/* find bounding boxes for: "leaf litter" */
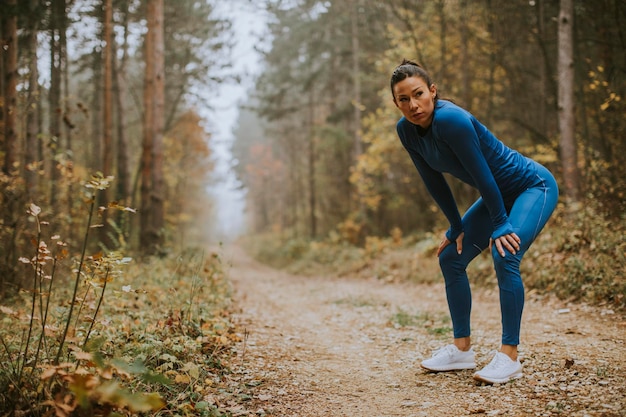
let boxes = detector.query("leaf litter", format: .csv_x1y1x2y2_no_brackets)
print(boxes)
223,245,626,417
4,242,621,416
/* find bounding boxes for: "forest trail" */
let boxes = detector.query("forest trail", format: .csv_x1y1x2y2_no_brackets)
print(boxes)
222,245,626,417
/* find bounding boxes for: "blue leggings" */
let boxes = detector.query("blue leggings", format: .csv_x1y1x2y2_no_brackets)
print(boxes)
438,164,558,346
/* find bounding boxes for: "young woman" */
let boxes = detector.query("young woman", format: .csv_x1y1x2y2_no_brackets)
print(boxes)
390,59,558,384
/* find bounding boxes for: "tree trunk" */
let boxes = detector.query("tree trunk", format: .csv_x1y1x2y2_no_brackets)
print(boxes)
90,55,103,173
436,0,447,84
351,0,362,158
0,0,19,295
308,91,317,238
350,0,365,234
485,0,496,126
2,0,18,175
140,0,155,250
102,0,113,181
115,1,131,204
459,0,471,110
151,0,165,251
48,0,64,209
140,0,165,254
557,0,580,203
25,0,40,196
99,0,114,247
535,0,548,135
60,0,70,162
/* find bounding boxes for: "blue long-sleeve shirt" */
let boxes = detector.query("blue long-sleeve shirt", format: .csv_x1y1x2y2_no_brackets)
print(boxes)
396,100,538,240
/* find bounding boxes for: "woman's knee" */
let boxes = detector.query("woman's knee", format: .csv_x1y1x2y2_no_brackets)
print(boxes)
439,244,468,275
491,247,522,279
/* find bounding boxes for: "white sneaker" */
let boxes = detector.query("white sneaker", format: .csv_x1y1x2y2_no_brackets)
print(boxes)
473,352,523,384
420,344,476,371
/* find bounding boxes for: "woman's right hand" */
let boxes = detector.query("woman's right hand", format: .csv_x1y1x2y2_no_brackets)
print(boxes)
437,232,464,257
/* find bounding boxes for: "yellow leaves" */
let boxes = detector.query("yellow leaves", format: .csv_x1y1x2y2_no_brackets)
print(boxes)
182,362,200,380
164,361,199,385
351,107,413,213
68,373,100,408
96,381,165,413
600,92,621,111
351,99,367,112
2,235,233,415
40,359,166,414
107,201,137,213
587,65,622,112
363,194,383,210
34,247,233,414
518,143,558,165
174,373,191,384
84,172,115,190
337,219,362,245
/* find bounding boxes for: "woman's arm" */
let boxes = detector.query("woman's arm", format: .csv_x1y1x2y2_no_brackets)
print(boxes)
406,148,464,241
435,113,513,239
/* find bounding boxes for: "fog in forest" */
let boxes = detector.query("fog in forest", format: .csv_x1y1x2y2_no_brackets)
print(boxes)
206,2,266,242
1,0,623,254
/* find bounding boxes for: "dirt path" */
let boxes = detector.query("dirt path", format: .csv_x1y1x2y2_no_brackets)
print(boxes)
223,245,626,417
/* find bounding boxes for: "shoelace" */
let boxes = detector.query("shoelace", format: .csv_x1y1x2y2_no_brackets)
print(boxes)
432,345,457,358
482,352,508,371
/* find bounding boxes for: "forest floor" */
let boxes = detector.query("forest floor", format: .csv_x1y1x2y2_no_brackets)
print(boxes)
220,244,626,417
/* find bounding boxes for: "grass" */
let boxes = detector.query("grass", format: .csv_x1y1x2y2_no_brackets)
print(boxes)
332,296,378,308
390,307,451,337
390,308,427,328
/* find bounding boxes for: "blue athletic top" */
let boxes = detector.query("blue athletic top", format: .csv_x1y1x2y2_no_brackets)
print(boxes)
396,100,538,241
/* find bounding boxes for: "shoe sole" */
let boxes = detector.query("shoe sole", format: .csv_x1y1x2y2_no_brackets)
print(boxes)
473,372,523,384
420,362,476,372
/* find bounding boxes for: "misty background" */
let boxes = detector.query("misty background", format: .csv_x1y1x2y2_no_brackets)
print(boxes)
205,2,267,242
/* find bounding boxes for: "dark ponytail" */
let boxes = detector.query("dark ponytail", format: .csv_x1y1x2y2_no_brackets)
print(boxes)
390,59,436,101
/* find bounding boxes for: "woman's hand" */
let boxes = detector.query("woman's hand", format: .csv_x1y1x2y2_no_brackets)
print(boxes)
437,232,464,257
490,233,521,257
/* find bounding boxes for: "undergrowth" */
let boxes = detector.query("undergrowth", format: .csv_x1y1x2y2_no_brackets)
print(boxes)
523,202,625,310
242,201,625,313
0,174,243,416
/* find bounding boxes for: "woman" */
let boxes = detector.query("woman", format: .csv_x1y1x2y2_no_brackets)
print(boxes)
390,59,558,384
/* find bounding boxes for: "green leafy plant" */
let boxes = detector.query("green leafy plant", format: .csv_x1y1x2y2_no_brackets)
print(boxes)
0,173,165,416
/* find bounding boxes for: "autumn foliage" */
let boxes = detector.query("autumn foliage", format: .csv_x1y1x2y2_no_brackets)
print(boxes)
0,181,239,415
233,1,625,311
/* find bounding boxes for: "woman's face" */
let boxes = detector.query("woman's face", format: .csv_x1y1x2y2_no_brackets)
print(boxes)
393,76,437,128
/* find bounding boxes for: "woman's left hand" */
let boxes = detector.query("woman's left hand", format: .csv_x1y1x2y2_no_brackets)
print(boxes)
490,233,521,257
